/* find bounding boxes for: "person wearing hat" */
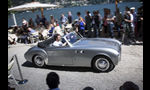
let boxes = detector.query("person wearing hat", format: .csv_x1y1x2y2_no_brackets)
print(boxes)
130,7,138,38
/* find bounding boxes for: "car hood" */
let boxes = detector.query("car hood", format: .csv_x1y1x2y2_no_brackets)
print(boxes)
73,38,121,51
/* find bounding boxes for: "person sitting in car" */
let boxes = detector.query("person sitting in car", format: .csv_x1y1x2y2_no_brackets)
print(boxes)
53,34,67,46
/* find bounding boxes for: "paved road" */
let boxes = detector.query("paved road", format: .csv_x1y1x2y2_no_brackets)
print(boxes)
8,43,143,90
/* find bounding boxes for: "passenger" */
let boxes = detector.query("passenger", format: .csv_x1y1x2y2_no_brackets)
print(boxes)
53,34,67,46
46,72,60,90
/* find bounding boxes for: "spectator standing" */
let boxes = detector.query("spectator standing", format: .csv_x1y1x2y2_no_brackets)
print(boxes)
84,10,92,18
50,15,56,26
97,10,103,36
92,11,99,37
124,11,136,44
75,12,82,32
77,12,81,20
29,18,35,29
103,15,108,37
68,11,73,24
130,7,138,38
123,6,130,18
60,14,68,30
107,9,114,38
116,8,122,38
46,72,60,90
41,15,47,28
137,6,143,42
85,11,92,37
77,17,86,37
35,15,41,27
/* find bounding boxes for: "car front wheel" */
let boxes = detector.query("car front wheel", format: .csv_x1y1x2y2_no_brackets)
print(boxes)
33,54,46,68
92,56,114,72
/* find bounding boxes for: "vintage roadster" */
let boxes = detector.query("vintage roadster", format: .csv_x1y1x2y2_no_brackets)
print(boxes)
24,31,121,72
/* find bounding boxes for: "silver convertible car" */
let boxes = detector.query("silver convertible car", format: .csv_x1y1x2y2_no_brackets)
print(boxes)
24,31,121,72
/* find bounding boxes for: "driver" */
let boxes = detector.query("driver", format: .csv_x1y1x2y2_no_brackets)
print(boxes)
53,34,67,46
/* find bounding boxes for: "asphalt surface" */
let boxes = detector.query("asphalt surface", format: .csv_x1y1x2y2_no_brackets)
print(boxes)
8,42,143,90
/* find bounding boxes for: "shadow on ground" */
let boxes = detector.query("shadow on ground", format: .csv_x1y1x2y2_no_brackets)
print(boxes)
22,61,101,73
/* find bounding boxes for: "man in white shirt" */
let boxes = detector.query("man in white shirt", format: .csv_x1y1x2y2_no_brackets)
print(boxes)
124,11,136,44
53,34,67,46
22,18,28,27
124,11,134,32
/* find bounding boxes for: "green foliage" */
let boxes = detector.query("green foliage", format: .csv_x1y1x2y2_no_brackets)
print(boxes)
8,0,13,16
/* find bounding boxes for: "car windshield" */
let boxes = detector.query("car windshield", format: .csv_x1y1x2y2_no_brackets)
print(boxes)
64,31,82,45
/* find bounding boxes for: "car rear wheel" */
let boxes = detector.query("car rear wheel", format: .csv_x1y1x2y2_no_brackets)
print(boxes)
92,56,114,72
33,54,46,68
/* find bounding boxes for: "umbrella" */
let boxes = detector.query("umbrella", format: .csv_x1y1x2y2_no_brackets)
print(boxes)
8,2,58,11
8,1,58,26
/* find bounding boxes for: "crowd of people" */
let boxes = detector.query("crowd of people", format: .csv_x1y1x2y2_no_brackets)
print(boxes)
46,72,140,90
8,5,143,45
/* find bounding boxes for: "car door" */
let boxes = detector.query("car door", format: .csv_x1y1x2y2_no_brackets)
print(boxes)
46,46,74,65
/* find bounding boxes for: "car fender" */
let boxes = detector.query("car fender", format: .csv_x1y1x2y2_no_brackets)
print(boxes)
24,46,48,64
93,48,119,65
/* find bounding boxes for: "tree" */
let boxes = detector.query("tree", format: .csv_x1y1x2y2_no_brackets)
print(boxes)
8,0,13,15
